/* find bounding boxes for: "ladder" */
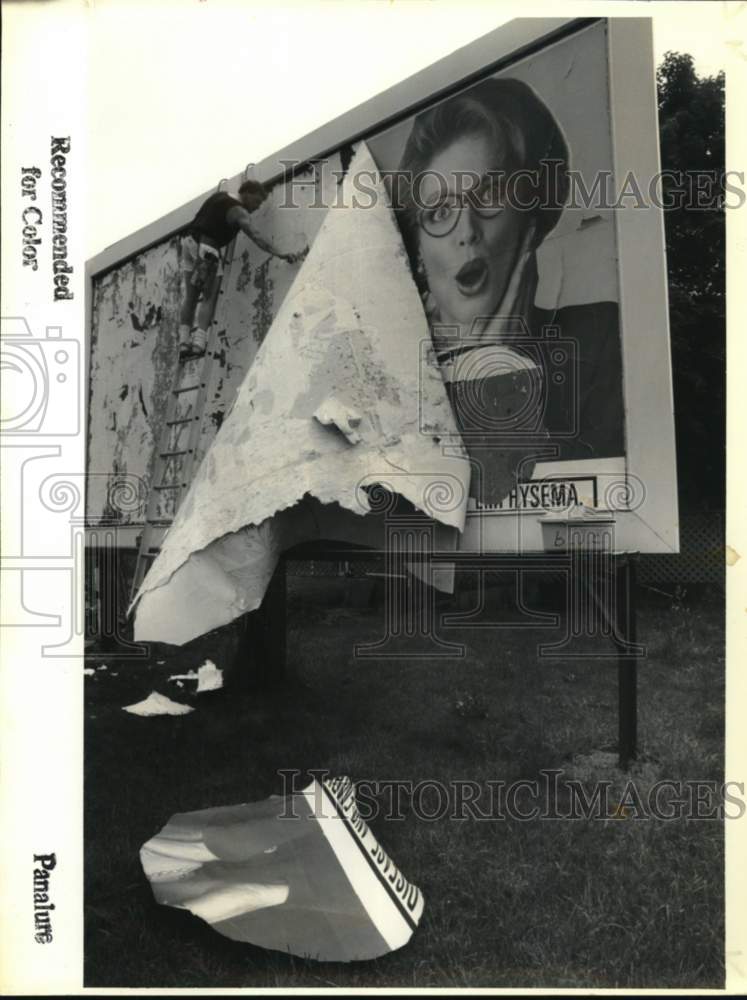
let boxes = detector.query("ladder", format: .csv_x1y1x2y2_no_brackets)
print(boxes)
130,239,236,603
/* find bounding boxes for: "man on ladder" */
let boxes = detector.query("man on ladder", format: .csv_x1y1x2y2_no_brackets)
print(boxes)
178,179,307,360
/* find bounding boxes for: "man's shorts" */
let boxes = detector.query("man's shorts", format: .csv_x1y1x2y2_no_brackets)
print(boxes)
180,235,222,290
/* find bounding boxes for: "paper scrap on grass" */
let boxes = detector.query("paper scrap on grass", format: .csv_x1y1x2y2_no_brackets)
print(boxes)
168,663,223,691
168,660,223,692
140,776,423,962
196,660,223,692
123,692,194,717
132,142,469,645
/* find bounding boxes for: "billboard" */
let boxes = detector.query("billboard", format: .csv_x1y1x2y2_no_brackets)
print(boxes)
83,18,678,640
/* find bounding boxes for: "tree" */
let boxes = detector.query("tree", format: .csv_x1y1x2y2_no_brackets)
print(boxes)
657,52,725,512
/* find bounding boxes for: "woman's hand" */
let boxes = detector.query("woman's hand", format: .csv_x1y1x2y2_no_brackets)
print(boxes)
493,221,537,321
467,222,538,345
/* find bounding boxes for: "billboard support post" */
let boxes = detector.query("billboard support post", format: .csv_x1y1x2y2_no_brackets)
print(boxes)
615,556,639,770
230,557,288,691
575,551,641,769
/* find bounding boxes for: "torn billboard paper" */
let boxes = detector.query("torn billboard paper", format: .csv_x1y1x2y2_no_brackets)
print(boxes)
140,776,424,962
122,692,194,717
132,143,470,644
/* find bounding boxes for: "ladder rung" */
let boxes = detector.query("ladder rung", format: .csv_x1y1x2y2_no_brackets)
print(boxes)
132,265,228,606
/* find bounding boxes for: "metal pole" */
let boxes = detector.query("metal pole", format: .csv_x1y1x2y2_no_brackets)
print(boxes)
259,555,287,686
616,557,638,769
232,556,286,690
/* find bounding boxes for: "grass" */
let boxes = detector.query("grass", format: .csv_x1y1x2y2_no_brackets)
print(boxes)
84,576,724,988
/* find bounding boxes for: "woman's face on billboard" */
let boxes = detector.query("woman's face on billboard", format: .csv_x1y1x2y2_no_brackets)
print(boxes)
416,132,531,329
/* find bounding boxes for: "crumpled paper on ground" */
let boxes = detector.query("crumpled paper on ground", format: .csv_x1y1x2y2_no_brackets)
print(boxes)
132,142,470,644
123,691,194,717
140,776,424,962
169,660,224,692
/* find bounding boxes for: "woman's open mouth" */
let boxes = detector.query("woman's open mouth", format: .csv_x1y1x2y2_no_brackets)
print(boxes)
455,257,488,296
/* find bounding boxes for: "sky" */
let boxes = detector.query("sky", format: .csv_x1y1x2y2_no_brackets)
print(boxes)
84,0,736,258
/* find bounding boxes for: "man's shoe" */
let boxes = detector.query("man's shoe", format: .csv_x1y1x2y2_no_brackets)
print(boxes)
179,342,206,362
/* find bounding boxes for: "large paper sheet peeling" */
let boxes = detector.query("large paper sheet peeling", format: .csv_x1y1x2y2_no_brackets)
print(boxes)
133,143,469,643
140,776,424,962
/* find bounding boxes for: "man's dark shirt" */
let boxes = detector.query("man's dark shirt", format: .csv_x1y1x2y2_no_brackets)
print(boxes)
190,192,243,248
